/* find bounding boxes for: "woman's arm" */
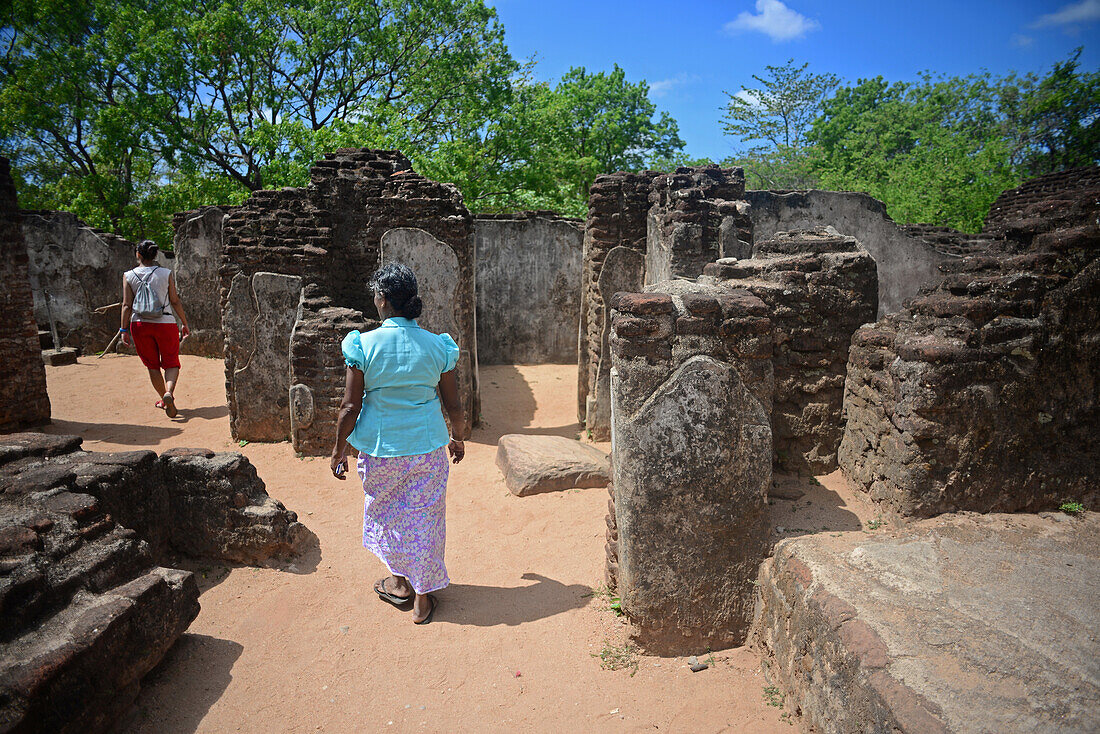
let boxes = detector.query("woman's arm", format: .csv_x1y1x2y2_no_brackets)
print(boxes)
331,365,365,478
120,275,134,346
438,370,466,464
167,273,191,339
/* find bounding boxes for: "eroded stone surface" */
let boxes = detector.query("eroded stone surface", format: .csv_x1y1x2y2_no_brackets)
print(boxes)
610,289,772,653
173,206,231,357
755,512,1100,734
475,213,583,364
704,227,878,473
495,434,609,496
0,157,50,431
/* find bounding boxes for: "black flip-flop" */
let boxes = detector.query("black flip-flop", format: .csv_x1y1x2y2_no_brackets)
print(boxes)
163,393,178,418
374,577,412,607
414,594,437,625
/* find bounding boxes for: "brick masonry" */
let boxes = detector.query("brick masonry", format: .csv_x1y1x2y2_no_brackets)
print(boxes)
0,157,50,431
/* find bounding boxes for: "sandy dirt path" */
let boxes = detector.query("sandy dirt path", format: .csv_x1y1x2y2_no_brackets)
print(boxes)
38,354,872,733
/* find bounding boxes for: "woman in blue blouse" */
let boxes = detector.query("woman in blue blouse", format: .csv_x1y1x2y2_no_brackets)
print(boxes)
330,263,466,625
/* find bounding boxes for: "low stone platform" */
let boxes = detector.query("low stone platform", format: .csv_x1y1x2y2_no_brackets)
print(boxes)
495,434,610,496
755,512,1100,733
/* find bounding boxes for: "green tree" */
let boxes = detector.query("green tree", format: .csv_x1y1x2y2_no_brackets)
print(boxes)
721,59,838,188
1000,48,1100,176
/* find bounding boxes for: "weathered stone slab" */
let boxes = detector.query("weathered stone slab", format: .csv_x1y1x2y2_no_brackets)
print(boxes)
495,434,610,496
755,512,1100,734
224,271,303,442
474,214,583,364
173,206,229,357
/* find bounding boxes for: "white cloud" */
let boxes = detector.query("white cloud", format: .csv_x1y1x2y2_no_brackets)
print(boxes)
1011,33,1034,47
1030,0,1100,28
649,73,699,98
734,89,762,107
724,0,820,42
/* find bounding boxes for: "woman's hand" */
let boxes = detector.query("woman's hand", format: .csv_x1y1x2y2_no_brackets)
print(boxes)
120,329,131,347
180,324,191,341
330,447,348,479
448,438,465,464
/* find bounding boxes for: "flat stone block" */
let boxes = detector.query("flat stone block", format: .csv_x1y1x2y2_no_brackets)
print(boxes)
42,347,78,366
755,512,1100,734
495,434,610,496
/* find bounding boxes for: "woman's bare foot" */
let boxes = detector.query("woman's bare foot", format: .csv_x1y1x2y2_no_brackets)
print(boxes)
412,593,436,624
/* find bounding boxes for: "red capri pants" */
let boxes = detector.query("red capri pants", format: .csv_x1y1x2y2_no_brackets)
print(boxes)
130,321,181,369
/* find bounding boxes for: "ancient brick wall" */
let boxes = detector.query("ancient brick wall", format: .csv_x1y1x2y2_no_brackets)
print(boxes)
173,206,234,357
0,157,50,431
703,228,878,473
839,246,1099,517
609,287,773,652
221,149,478,454
645,165,751,284
984,165,1100,237
578,171,658,435
474,212,583,364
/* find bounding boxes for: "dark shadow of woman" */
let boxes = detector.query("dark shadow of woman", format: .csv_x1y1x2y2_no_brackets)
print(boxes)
434,572,593,626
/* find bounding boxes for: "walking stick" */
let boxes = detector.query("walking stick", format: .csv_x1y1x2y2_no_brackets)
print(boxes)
98,329,122,358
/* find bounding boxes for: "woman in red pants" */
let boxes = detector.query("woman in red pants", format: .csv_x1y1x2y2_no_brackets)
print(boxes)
119,240,191,417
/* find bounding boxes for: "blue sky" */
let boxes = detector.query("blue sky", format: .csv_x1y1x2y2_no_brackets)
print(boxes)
489,0,1100,161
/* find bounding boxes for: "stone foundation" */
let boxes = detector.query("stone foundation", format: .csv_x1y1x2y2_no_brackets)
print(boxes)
0,157,50,431
609,288,773,652
704,227,877,473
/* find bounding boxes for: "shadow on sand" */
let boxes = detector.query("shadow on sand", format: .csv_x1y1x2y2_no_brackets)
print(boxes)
766,472,864,548
473,364,582,445
42,419,182,445
118,633,243,734
434,572,592,627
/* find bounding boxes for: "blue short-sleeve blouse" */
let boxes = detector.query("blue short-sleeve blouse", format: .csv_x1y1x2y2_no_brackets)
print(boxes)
341,317,460,457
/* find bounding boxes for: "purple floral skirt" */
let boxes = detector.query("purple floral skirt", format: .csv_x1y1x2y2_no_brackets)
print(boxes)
357,447,450,594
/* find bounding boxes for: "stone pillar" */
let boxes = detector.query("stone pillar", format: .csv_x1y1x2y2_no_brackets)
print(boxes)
704,227,878,473
645,165,751,285
0,157,50,430
579,171,659,437
609,287,773,652
173,206,231,356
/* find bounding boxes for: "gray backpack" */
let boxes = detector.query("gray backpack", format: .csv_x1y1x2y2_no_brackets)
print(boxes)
132,267,167,320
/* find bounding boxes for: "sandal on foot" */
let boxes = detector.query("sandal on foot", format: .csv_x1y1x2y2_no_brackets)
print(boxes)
163,393,177,418
375,577,412,607
413,594,437,625
155,400,166,409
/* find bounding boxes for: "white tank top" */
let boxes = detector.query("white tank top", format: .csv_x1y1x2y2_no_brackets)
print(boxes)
126,265,177,324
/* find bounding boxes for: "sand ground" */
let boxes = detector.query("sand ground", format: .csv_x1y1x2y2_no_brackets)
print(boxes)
38,354,878,733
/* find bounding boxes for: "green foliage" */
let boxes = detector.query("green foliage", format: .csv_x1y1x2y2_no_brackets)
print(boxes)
593,641,638,675
763,685,785,707
1059,501,1085,515
809,73,1020,232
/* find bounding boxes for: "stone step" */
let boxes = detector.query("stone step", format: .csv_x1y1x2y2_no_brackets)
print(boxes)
42,347,78,366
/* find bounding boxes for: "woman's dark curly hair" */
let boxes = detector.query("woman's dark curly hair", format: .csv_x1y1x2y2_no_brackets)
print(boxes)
136,240,159,261
369,262,423,319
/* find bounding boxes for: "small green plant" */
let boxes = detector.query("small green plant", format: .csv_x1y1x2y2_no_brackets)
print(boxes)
763,685,784,707
1060,501,1085,515
866,518,885,531
593,641,638,676
238,439,249,447
704,650,718,667
780,711,794,725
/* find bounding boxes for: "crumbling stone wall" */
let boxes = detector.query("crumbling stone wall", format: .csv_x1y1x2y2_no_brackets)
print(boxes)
609,287,773,652
745,190,953,316
0,157,50,431
475,212,583,364
578,171,658,435
645,165,752,284
984,165,1100,239
839,232,1099,516
173,206,233,357
21,210,141,353
703,228,878,473
221,149,478,455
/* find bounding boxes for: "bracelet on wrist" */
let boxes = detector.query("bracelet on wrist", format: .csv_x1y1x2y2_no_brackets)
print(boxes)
119,328,129,333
